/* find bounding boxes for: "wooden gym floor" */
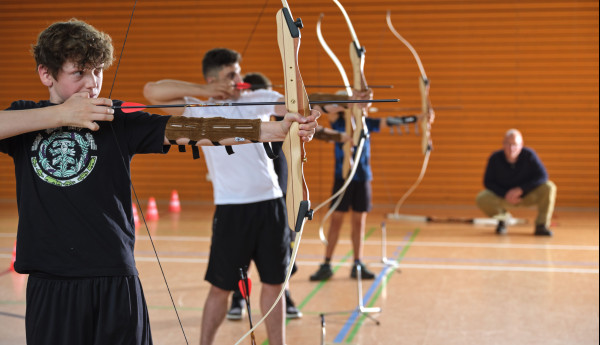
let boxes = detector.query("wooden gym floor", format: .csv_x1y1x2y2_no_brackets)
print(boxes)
0,201,598,345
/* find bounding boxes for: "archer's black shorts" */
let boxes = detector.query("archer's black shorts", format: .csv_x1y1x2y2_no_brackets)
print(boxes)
26,275,152,345
330,179,373,212
206,197,290,290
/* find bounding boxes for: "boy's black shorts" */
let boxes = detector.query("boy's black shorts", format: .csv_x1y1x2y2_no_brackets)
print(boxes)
26,274,152,345
206,197,290,290
330,179,372,212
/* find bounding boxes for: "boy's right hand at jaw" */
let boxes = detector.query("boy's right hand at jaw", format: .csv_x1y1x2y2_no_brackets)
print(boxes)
59,92,113,131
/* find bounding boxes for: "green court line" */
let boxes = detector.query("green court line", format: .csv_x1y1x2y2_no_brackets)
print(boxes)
345,228,420,343
0,300,25,305
259,227,378,345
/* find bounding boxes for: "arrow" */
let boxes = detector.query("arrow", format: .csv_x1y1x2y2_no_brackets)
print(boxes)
238,268,256,345
112,99,399,113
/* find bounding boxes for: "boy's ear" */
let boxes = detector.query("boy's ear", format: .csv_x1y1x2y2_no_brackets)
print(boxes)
37,65,54,87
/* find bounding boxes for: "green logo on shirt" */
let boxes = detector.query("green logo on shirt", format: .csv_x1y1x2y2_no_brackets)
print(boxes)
30,128,97,187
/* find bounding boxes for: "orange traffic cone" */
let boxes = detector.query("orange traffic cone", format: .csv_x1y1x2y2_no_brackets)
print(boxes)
169,190,181,213
132,203,140,227
9,241,16,272
146,197,159,221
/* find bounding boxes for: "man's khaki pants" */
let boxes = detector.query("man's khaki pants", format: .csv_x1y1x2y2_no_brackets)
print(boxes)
476,181,557,227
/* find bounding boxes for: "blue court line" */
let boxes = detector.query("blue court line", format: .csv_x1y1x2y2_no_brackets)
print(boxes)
0,310,25,319
333,232,414,343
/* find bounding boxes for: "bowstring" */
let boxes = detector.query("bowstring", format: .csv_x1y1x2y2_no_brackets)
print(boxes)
107,1,189,343
241,0,270,57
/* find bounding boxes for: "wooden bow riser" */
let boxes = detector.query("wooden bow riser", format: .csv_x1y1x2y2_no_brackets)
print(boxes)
341,108,354,179
277,7,311,232
349,41,368,147
419,77,432,154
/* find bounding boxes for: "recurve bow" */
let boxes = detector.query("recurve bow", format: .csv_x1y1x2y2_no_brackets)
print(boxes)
386,10,434,216
311,0,371,245
234,1,313,343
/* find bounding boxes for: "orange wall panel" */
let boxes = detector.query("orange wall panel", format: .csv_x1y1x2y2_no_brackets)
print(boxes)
0,0,598,208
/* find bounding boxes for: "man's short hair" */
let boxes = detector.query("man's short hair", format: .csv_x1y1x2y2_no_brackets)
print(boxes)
32,19,114,79
243,72,271,90
202,48,241,79
505,128,522,138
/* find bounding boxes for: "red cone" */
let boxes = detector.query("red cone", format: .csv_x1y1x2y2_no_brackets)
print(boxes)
146,197,159,221
132,203,140,227
169,190,181,213
9,241,16,272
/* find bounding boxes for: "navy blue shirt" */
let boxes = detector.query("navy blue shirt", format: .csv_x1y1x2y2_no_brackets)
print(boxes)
483,147,548,197
331,114,381,181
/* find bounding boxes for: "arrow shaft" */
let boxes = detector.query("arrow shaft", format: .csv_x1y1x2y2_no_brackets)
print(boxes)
112,99,398,110
238,83,392,89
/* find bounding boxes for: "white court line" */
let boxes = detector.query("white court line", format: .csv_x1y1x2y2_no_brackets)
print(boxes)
135,256,208,264
135,235,209,242
1,233,597,251
133,236,599,251
307,238,599,251
395,263,599,274
132,256,598,274
3,253,594,274
385,241,599,251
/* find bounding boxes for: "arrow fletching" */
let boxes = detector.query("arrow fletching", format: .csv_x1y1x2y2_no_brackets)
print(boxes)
236,82,252,90
119,102,149,113
238,277,252,300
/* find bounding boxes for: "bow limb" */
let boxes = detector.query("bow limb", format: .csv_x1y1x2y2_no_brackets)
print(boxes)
386,11,434,215
234,2,313,343
316,13,354,179
386,10,432,154
316,14,353,97
333,0,369,147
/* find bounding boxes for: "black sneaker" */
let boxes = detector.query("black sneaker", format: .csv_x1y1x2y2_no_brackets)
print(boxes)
310,263,333,281
496,220,507,235
226,291,245,320
351,261,375,279
534,224,553,236
285,290,302,319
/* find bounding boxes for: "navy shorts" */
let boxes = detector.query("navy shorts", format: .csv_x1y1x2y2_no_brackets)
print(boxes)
26,275,152,345
330,179,372,212
206,197,290,290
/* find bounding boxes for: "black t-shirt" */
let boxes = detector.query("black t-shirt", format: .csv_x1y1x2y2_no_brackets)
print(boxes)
0,100,170,277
